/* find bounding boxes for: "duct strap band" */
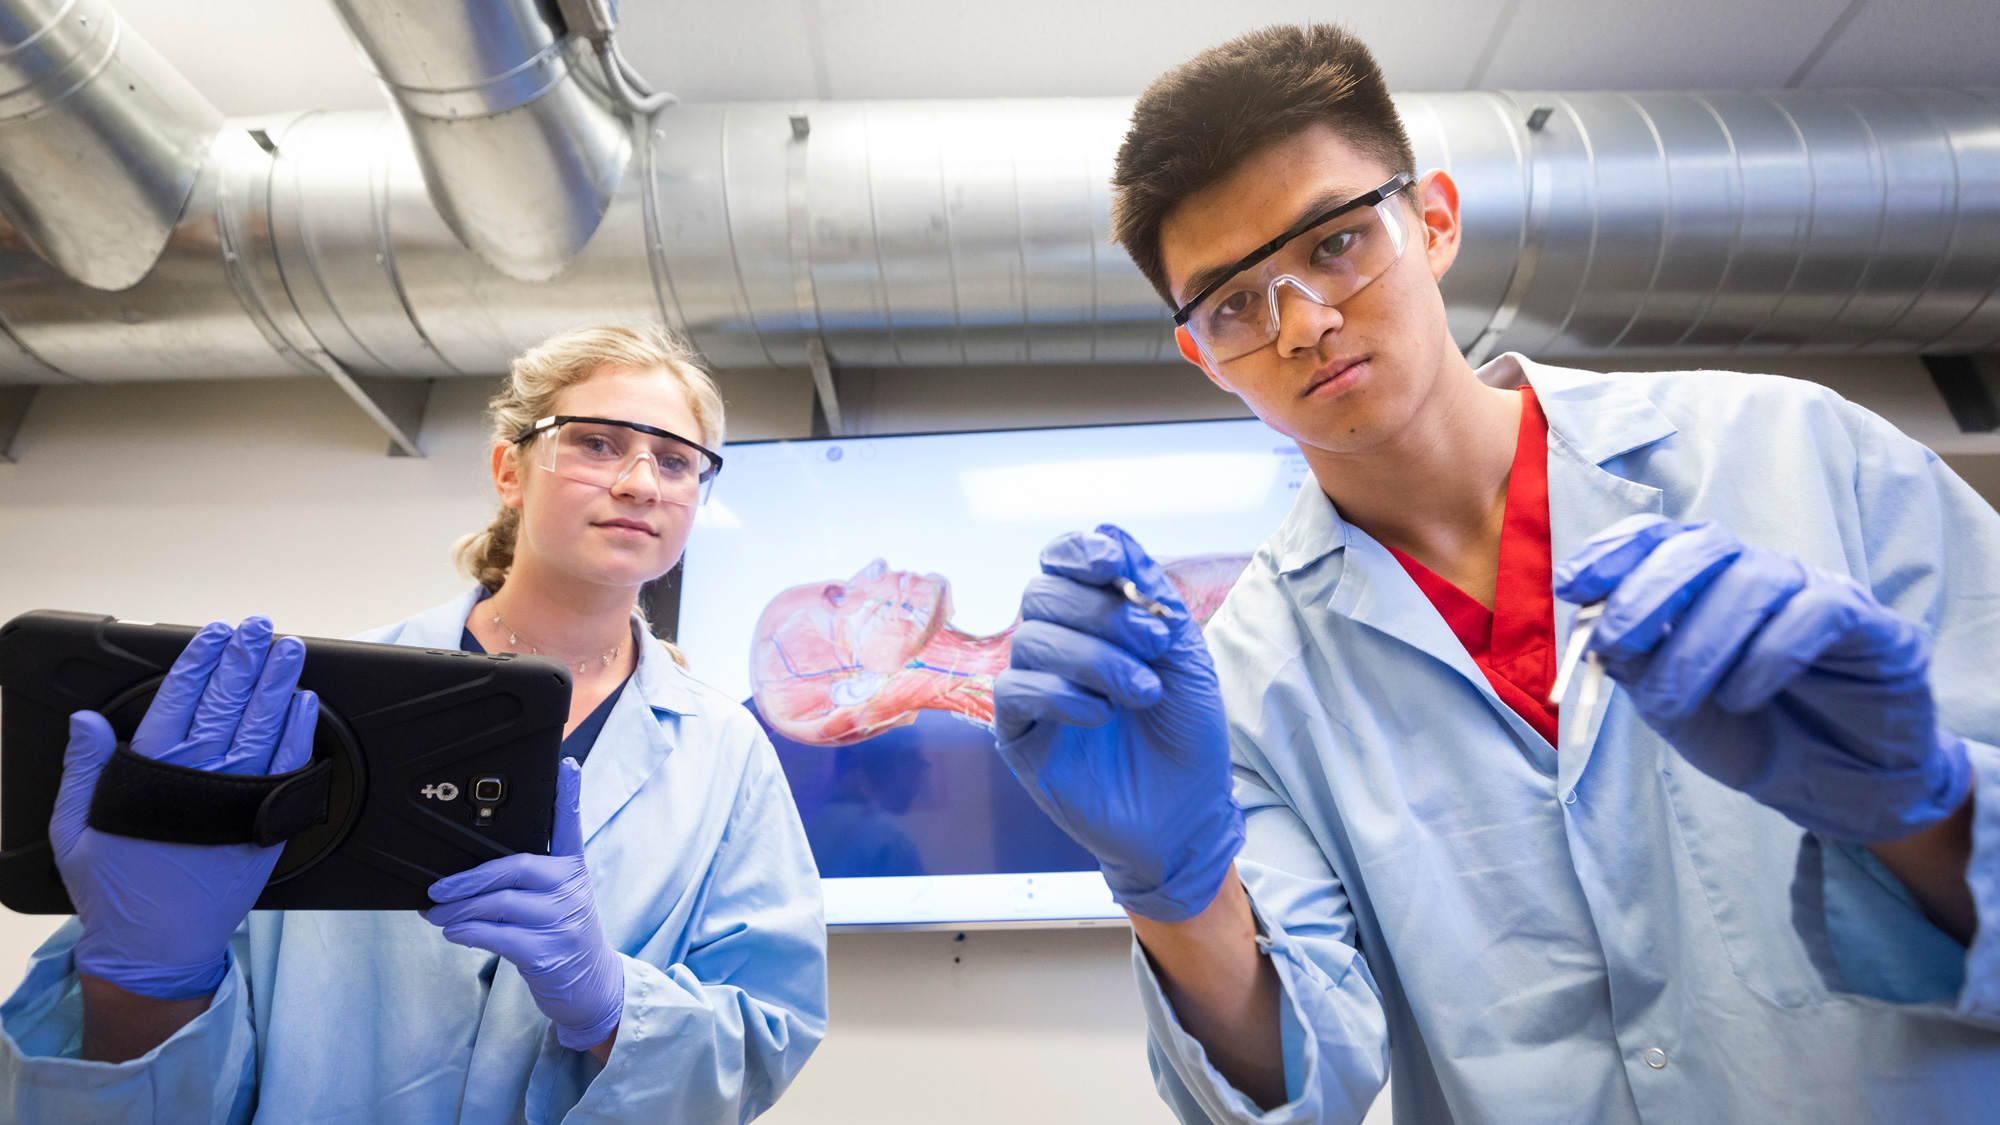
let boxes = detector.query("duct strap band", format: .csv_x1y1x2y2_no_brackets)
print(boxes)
88,744,333,847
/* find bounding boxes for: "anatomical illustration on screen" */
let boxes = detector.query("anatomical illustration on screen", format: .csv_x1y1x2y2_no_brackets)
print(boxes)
751,553,1252,747
744,551,1253,880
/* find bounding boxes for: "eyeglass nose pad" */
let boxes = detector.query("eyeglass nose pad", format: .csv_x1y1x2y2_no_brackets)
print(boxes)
1265,274,1337,338
1268,274,1333,307
613,450,665,497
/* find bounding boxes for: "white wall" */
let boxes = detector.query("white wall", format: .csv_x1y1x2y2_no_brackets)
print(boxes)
1,355,1991,1124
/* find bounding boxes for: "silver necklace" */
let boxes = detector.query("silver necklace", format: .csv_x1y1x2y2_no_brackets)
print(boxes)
488,610,624,675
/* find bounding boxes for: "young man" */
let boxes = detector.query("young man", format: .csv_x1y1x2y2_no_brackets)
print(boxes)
992,24,2000,1124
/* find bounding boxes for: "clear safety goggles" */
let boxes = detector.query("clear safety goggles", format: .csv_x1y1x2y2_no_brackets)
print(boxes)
515,415,724,507
1172,173,1414,364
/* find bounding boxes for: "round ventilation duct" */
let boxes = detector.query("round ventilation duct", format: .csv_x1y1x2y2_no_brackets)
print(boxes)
0,89,1994,388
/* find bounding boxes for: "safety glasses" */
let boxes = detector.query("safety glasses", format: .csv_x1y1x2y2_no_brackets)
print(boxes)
1172,173,1414,365
515,415,724,507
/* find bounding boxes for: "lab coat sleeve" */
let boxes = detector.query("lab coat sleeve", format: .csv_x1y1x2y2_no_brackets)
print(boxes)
1133,764,1390,1125
1835,395,2000,1023
561,735,828,1124
1960,738,2000,1022
0,919,259,1124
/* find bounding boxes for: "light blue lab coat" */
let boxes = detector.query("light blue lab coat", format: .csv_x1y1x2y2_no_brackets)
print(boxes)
1141,355,2000,1124
0,590,827,1123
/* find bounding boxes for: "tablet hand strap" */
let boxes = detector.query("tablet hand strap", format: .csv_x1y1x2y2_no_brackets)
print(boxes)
88,745,334,848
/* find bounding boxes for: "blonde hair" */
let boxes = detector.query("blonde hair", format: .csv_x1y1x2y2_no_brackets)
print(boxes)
453,324,725,667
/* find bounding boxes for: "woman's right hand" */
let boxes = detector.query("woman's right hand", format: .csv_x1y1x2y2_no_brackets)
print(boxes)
51,617,318,1001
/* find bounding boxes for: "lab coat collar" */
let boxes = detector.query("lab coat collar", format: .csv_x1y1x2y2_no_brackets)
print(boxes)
1485,353,1680,465
581,628,701,843
1268,353,1677,577
390,588,703,718
1272,474,1350,575
629,628,702,718
389,588,487,649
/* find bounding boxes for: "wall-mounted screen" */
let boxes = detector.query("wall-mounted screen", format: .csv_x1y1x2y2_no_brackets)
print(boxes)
674,417,1311,929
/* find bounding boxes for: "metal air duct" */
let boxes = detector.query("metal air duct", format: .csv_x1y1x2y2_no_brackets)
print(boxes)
0,89,1995,414
1421,90,2000,362
0,0,221,291
325,0,630,282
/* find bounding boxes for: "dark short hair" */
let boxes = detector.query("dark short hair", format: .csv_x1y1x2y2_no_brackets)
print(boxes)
1112,24,1416,305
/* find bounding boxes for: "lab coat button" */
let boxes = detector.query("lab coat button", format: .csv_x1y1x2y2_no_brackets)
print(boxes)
1644,1047,1667,1069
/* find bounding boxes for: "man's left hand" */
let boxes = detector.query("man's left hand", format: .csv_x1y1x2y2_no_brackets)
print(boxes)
1555,514,1971,843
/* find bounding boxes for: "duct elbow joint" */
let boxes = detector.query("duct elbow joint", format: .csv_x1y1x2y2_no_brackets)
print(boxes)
0,0,222,291
330,0,633,282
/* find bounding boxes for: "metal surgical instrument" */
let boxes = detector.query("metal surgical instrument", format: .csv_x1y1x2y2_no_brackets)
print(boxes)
1116,578,1171,619
1548,602,1606,749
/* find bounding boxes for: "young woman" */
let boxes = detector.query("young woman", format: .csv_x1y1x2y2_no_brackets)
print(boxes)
1,326,827,1121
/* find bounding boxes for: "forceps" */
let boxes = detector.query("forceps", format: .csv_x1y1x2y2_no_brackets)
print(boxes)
1548,602,1606,749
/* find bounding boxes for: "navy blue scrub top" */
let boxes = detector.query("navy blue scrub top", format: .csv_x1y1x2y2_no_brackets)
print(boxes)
460,627,629,762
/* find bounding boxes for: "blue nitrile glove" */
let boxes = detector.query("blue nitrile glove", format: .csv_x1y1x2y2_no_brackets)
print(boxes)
52,617,319,999
1555,514,1972,843
992,524,1245,923
423,757,624,1051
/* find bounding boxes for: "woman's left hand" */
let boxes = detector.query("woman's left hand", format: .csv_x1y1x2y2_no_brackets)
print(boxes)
423,758,625,1051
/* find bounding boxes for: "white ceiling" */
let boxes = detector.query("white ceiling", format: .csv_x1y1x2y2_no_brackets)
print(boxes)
112,0,1999,118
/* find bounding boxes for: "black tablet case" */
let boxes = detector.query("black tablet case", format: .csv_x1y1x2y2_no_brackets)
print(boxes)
0,611,570,912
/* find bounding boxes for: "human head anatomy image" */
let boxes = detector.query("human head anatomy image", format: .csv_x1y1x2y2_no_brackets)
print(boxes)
751,554,1252,747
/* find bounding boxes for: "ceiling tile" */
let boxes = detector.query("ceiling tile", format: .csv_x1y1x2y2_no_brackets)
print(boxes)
1480,0,1858,89
1800,0,2000,87
617,0,824,102
797,0,1505,100
115,0,381,116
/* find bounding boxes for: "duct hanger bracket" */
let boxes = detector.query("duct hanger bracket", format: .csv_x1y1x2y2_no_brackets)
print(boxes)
324,366,433,457
1922,355,2000,434
1465,98,1559,367
808,338,843,438
0,385,35,463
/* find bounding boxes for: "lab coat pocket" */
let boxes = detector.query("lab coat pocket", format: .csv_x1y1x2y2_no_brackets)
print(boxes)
1658,757,1835,1009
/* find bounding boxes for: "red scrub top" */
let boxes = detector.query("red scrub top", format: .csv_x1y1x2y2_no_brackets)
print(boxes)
1386,387,1560,745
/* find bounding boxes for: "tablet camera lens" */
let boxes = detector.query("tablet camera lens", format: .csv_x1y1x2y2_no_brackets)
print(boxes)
468,775,508,826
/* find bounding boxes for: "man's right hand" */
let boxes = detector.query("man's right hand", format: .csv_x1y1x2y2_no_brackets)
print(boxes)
53,616,318,1002
993,524,1244,923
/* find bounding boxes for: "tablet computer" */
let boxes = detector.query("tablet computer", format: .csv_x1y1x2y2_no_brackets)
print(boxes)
0,610,570,913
